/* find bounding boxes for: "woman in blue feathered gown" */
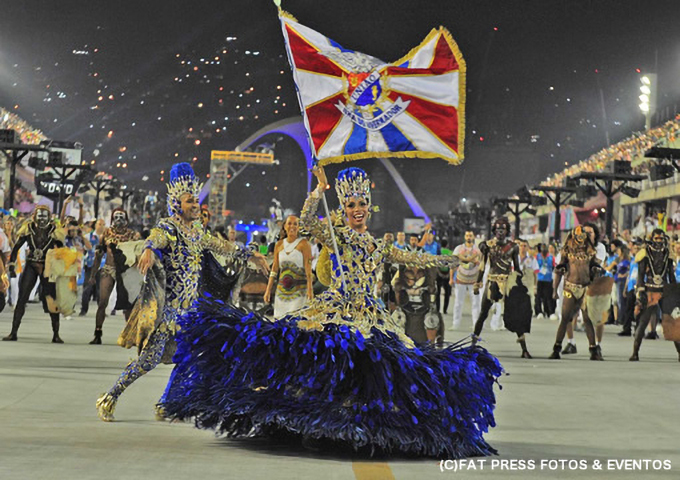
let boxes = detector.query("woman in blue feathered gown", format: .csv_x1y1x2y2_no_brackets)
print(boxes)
162,166,503,458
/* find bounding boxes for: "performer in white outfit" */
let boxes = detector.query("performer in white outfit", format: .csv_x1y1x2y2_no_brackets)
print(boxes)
265,216,313,318
450,231,482,329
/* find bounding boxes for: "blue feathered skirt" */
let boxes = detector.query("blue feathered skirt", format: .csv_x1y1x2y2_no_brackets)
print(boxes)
162,296,503,458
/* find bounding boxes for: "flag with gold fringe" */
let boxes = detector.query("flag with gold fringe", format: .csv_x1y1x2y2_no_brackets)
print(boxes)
278,8,466,166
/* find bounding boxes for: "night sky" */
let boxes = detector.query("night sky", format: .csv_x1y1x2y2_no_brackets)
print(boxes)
2,0,680,214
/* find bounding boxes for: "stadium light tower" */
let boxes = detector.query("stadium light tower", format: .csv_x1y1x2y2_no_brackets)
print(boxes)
639,73,657,130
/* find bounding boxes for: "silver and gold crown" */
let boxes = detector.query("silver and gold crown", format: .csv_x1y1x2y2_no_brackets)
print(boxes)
335,167,371,205
167,163,204,216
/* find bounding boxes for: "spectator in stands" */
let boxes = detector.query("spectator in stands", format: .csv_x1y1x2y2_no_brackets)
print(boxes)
418,224,440,255
618,239,642,336
227,227,244,249
436,239,452,314
408,234,421,252
604,240,621,324
518,239,538,315
450,230,481,330
535,243,556,320
80,220,105,316
675,240,680,282
0,221,11,267
394,231,407,250
614,244,631,325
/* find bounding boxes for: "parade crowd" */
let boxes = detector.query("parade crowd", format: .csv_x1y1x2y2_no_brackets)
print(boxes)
3,108,680,460
2,188,679,364
2,161,677,460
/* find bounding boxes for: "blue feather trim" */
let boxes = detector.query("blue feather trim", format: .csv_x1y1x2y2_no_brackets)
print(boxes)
337,166,367,182
170,162,196,182
163,296,503,458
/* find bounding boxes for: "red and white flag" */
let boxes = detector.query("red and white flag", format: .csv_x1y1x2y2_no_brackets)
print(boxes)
279,10,466,165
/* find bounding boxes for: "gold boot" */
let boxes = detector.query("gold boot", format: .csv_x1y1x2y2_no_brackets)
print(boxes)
96,393,117,422
154,403,166,422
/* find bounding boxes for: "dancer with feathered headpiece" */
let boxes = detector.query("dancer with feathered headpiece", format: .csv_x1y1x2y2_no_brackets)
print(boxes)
96,163,268,422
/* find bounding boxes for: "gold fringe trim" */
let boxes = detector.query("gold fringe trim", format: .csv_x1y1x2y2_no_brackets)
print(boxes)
278,8,298,23
318,149,462,167
391,26,466,163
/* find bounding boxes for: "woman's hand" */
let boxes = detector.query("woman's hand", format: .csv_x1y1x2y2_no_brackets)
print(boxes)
264,286,272,304
312,165,328,191
137,249,154,276
306,283,314,301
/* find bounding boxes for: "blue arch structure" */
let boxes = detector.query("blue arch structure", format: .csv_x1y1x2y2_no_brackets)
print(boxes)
199,117,430,222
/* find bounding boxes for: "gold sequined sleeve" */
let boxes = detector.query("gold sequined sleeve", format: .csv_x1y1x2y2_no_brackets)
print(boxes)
202,231,240,256
144,226,171,251
384,243,459,269
299,187,333,246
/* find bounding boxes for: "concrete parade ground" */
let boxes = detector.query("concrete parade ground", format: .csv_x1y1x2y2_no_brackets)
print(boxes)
1,301,680,480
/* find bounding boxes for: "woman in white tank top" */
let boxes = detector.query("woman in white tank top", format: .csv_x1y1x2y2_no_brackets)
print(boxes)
264,216,313,318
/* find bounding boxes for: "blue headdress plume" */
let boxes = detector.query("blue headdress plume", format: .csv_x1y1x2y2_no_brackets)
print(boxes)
170,162,196,182
167,162,203,216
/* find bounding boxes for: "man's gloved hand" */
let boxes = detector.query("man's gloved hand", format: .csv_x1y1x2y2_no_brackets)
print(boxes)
8,264,15,278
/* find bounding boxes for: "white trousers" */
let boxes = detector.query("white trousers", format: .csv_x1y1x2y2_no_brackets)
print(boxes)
490,302,503,331
452,283,482,328
109,280,118,311
9,276,38,305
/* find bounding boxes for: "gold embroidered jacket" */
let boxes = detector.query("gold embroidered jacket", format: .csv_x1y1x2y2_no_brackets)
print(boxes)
145,217,240,311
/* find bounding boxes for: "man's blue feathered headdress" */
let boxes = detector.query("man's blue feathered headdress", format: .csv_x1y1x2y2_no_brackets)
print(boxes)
167,162,203,216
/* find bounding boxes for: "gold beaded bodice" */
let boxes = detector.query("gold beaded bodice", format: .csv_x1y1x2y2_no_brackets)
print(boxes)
297,189,457,338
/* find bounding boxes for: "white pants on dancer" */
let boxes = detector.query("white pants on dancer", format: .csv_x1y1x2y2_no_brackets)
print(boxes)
10,277,38,306
490,302,503,331
109,281,118,313
9,276,19,306
555,280,564,321
452,283,481,329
